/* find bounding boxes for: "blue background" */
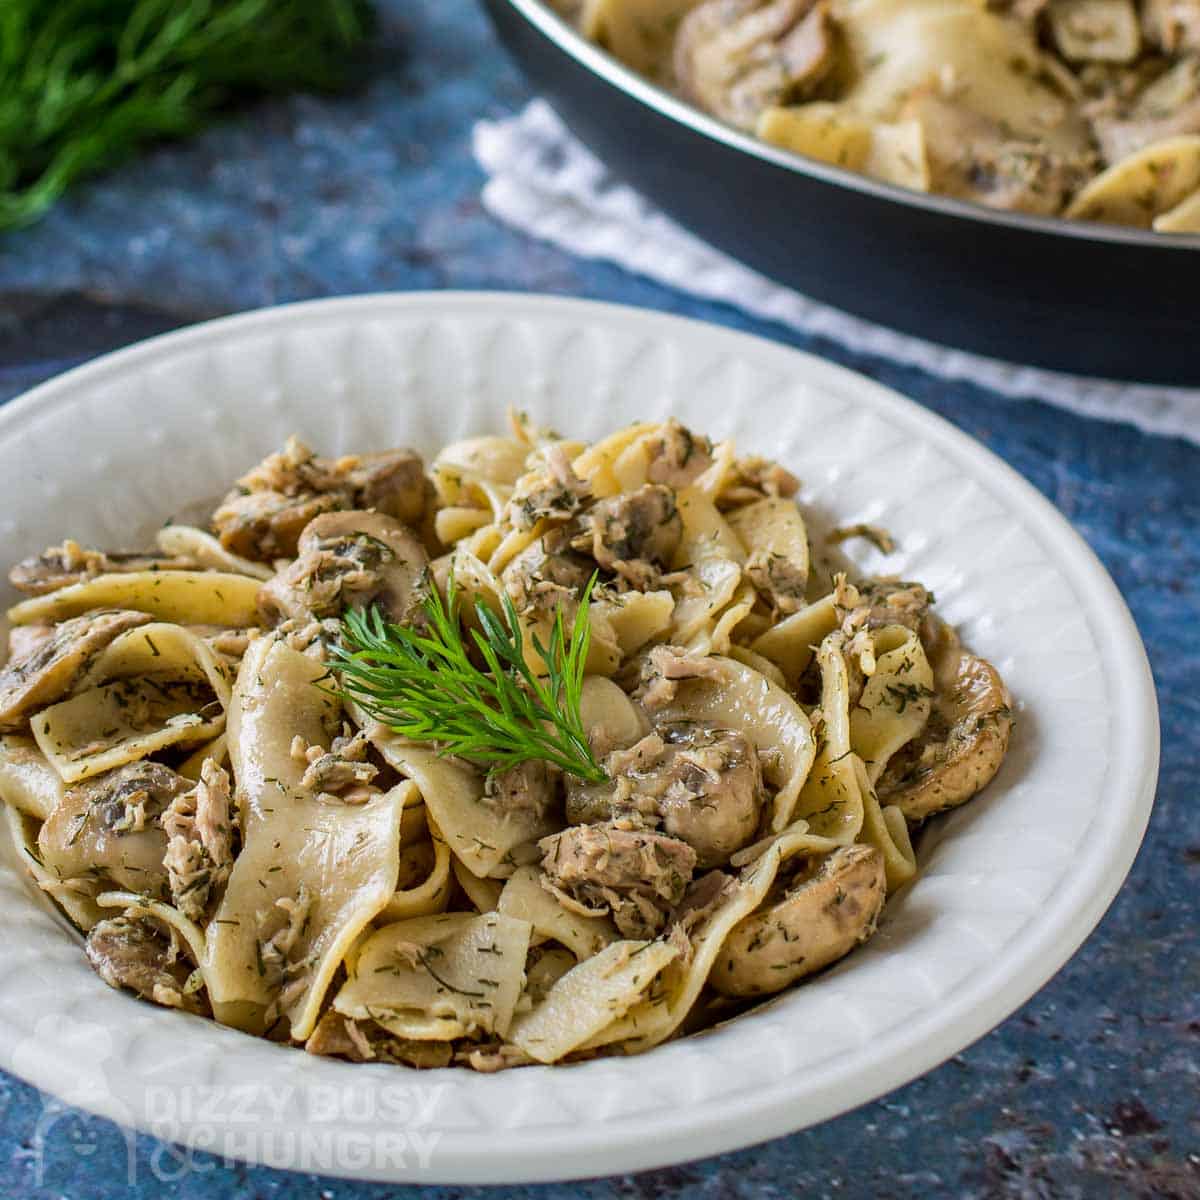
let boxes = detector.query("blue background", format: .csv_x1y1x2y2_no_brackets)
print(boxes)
0,3,1196,1196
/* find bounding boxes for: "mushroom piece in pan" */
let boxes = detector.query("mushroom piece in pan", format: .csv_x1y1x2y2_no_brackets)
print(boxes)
673,0,836,131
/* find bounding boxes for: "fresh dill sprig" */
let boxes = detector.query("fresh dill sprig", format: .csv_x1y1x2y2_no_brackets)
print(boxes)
0,0,375,231
334,572,608,785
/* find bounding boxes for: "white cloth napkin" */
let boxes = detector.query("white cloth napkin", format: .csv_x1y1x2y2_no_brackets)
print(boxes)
474,100,1200,446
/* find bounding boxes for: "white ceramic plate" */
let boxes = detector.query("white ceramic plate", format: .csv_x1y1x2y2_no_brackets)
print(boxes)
0,294,1157,1184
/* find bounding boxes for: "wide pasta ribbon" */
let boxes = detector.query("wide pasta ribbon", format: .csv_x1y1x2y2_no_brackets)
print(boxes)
31,622,233,784
204,637,405,1040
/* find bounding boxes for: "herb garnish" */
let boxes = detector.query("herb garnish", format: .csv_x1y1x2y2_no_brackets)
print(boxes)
0,0,374,231
334,572,608,784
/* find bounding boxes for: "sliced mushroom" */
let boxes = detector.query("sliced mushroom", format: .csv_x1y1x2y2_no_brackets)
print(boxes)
506,443,591,530
501,535,594,616
579,483,683,588
877,620,1013,822
85,915,206,1013
649,723,764,866
566,721,765,868
336,448,432,527
710,843,886,997
903,92,1094,215
1142,0,1200,53
1047,0,1141,63
539,821,697,938
9,541,199,597
39,760,191,897
211,437,431,561
256,510,430,625
674,0,836,131
1087,57,1200,165
0,609,152,730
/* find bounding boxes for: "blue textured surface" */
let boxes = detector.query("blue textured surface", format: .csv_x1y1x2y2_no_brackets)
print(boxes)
0,3,1197,1197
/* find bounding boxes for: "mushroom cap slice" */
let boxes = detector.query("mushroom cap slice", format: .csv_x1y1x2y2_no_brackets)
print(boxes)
85,914,206,1014
877,621,1013,823
256,509,430,625
1141,0,1200,53
0,608,151,730
38,760,190,898
710,843,886,997
1047,0,1141,63
9,545,198,597
675,0,835,131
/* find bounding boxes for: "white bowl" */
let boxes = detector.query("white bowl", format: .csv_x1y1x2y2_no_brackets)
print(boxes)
0,293,1158,1184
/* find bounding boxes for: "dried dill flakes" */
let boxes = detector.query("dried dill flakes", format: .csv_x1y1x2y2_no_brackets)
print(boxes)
0,0,375,230
884,681,935,714
417,949,485,999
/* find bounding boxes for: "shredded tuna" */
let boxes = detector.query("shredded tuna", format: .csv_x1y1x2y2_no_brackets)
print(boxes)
163,760,235,921
502,536,593,615
482,759,559,820
299,730,379,803
745,549,808,614
717,455,801,509
305,1012,376,1061
580,484,682,589
459,1043,537,1072
634,643,723,710
539,822,697,938
507,443,591,530
666,869,735,964
644,419,714,488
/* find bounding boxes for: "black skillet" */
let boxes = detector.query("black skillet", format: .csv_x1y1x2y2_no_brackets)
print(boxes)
483,0,1200,387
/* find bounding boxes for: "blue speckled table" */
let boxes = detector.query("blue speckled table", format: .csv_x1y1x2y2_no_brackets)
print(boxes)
0,3,1196,1197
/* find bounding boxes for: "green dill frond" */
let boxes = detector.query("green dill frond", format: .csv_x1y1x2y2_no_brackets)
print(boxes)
334,572,608,785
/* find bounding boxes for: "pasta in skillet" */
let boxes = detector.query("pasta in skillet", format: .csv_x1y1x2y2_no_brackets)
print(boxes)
559,0,1200,232
0,413,1013,1069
